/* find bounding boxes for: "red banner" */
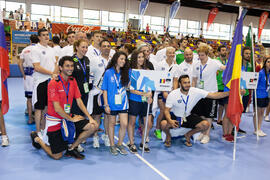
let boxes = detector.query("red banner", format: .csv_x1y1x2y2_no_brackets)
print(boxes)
51,23,101,34
206,8,219,31
258,11,269,40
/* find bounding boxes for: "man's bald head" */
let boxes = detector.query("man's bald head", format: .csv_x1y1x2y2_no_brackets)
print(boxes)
184,48,193,63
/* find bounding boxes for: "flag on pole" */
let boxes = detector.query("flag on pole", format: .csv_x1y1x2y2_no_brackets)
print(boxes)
206,8,219,31
223,9,246,130
168,0,181,31
246,25,254,72
0,6,10,115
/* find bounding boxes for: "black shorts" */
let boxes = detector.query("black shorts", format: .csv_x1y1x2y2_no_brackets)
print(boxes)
74,119,89,138
254,98,269,108
191,98,217,118
170,112,204,129
71,92,88,116
91,94,104,115
34,80,49,110
25,91,32,98
129,100,152,117
108,109,128,116
217,90,226,106
47,130,68,154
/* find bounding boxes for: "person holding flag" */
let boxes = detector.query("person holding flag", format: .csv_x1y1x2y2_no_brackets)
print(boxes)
0,6,10,147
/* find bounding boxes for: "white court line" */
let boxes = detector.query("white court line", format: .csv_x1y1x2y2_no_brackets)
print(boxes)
114,136,170,180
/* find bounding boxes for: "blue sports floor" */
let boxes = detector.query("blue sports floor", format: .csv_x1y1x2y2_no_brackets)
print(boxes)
1,78,270,180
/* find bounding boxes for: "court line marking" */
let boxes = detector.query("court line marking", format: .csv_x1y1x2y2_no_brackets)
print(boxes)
114,136,170,180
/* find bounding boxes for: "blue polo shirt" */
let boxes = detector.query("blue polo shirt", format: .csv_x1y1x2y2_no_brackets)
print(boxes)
256,68,269,98
101,68,129,111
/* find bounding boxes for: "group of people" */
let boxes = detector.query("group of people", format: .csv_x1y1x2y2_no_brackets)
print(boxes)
0,27,268,160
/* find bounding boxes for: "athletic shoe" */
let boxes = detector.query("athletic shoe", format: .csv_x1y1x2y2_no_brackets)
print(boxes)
77,144,84,153
110,145,118,156
139,143,150,153
254,130,267,137
217,121,222,126
65,149,85,160
238,128,246,134
101,134,110,146
30,131,41,149
116,144,128,155
200,135,210,144
259,130,267,136
93,136,100,148
222,134,234,142
265,116,270,122
196,133,204,141
128,144,138,154
1,135,9,147
146,136,150,143
154,129,162,140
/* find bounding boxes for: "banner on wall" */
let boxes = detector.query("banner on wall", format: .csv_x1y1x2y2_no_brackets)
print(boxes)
168,0,181,32
139,0,149,16
258,11,269,41
12,30,52,44
206,8,219,31
51,23,101,34
130,70,172,91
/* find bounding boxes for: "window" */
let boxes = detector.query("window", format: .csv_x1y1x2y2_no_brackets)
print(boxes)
101,11,125,29
203,22,231,40
83,9,100,25
61,7,78,24
142,16,164,34
261,29,270,43
51,6,61,22
31,4,50,21
169,19,180,34
6,1,25,12
129,14,139,19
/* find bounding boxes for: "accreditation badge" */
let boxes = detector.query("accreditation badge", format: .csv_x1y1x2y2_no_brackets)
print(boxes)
115,94,122,105
64,104,71,114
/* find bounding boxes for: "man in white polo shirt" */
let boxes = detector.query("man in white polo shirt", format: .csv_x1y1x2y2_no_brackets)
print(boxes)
191,45,226,144
161,75,239,147
31,28,58,138
59,31,75,58
173,48,194,89
88,39,112,148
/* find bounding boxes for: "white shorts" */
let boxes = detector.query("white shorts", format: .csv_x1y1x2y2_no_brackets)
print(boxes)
24,75,34,98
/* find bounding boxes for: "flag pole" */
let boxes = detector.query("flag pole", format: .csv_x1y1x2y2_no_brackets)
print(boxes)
250,22,259,141
233,126,237,160
142,98,150,157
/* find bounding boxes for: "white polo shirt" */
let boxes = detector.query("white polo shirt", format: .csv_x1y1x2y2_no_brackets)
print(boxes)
20,44,36,68
53,45,62,57
91,55,110,87
155,48,167,63
166,87,208,117
192,58,223,92
176,61,194,84
59,45,73,59
31,43,56,84
86,45,115,63
156,60,178,78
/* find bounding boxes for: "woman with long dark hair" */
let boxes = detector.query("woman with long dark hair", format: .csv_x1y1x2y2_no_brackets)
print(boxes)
253,56,270,137
127,51,153,153
101,51,130,155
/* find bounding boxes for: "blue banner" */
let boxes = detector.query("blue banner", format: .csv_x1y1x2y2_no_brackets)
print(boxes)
139,0,149,16
12,30,52,44
169,1,180,21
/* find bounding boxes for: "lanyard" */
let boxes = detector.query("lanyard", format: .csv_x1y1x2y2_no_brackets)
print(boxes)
101,58,106,69
75,55,87,82
113,72,121,93
200,64,207,79
59,76,70,102
181,95,189,115
94,49,100,56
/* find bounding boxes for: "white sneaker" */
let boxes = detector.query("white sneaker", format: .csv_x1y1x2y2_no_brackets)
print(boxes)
200,135,210,144
146,136,150,143
196,133,204,141
1,135,9,147
77,144,84,153
101,134,110,146
93,136,100,148
265,116,270,122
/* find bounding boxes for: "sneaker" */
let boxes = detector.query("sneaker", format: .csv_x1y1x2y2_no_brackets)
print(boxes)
65,148,85,160
101,134,110,146
77,144,84,153
200,135,210,144
254,130,267,137
259,130,267,136
30,131,41,149
196,133,204,141
110,145,118,156
116,144,128,155
217,121,222,126
93,136,100,148
146,136,150,143
222,134,234,142
128,144,138,154
139,143,150,153
154,129,162,140
238,128,246,134
1,135,9,147
265,116,270,122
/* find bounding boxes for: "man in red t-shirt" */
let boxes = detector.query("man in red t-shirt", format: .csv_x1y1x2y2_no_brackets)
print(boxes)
30,56,98,160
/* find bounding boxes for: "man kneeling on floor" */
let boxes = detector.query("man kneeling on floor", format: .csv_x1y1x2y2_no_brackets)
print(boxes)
30,56,98,160
161,75,243,147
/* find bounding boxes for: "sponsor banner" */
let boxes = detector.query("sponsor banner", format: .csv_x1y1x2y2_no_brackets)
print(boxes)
241,72,259,89
130,69,172,91
12,30,52,44
51,23,101,34
206,8,219,31
139,0,149,16
258,12,269,40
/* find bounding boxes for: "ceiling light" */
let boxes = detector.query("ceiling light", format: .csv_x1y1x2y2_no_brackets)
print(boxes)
235,0,241,4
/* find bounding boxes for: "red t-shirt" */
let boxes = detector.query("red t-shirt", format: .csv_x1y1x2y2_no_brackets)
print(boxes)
47,75,81,131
